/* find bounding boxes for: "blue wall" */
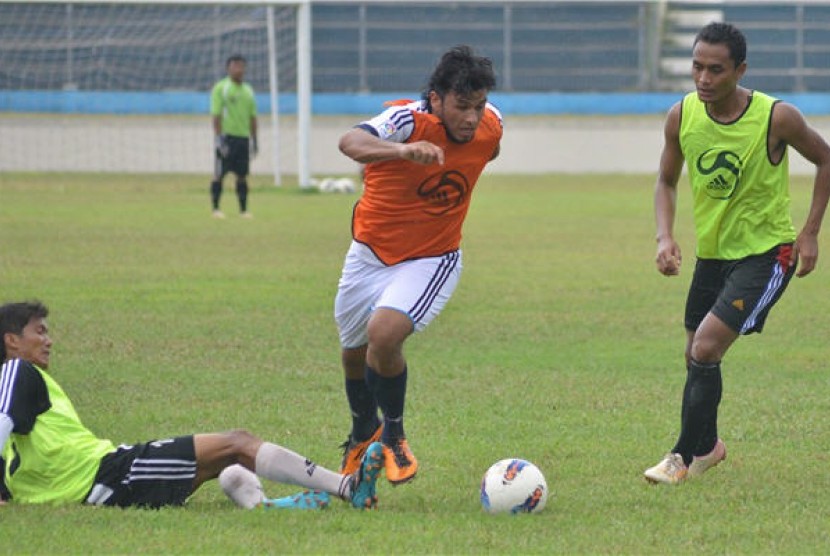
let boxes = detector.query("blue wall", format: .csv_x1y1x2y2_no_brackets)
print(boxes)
4,90,830,115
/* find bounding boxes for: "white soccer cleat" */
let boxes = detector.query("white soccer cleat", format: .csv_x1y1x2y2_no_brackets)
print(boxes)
644,453,688,485
688,439,726,478
212,209,226,219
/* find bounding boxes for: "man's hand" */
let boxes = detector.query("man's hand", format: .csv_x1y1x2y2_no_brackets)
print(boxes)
401,140,445,165
794,231,819,277
215,135,230,158
250,137,258,158
655,237,682,276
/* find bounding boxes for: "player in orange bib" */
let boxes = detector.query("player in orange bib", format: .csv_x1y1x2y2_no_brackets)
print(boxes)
334,46,502,485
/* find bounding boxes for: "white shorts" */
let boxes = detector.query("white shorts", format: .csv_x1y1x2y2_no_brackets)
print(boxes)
334,241,463,349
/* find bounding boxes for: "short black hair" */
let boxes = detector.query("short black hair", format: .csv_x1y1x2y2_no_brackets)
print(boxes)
423,45,496,101
0,300,48,362
694,22,747,68
226,54,247,67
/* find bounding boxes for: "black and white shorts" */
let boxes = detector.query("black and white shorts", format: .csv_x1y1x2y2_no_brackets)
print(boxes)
685,244,796,335
85,436,197,509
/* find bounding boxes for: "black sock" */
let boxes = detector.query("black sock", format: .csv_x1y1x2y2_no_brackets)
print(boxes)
345,377,379,441
672,359,722,465
210,180,222,209
695,366,722,457
365,365,407,443
679,362,692,440
236,179,248,212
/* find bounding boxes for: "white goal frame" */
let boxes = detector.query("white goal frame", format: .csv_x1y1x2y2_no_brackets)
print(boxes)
1,0,313,187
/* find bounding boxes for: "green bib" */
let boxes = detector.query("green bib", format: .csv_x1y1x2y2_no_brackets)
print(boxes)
680,91,795,259
210,77,257,137
3,367,114,504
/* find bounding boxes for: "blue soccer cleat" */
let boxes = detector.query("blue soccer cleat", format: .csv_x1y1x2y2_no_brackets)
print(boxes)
262,490,330,510
350,441,384,509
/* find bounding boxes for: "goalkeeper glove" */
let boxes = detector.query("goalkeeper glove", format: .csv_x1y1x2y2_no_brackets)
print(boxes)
250,137,259,158
215,134,230,158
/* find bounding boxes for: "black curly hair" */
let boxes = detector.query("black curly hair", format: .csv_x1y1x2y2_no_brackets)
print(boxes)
423,45,496,103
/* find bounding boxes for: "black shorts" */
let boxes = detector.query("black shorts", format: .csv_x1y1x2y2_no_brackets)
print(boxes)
215,135,250,179
685,244,795,335
84,436,197,509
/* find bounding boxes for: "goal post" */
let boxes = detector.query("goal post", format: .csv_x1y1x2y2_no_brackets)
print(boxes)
0,0,312,187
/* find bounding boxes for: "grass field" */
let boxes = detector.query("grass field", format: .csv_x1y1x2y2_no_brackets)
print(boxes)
0,172,828,554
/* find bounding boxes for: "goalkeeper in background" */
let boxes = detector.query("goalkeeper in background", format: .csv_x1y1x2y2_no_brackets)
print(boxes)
210,54,258,219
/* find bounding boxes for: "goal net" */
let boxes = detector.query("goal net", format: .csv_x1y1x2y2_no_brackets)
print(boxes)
0,0,311,186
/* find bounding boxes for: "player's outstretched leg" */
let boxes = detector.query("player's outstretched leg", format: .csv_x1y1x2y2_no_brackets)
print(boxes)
350,442,384,509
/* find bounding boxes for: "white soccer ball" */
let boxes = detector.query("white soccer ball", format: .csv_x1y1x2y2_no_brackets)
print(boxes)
317,177,338,193
480,458,548,515
333,177,356,194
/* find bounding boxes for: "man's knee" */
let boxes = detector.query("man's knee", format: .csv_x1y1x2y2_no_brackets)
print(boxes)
367,309,412,349
226,429,258,447
204,429,261,463
689,313,738,363
689,332,730,363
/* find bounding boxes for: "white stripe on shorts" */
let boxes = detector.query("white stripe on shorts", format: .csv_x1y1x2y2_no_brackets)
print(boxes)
740,261,785,334
408,251,460,322
127,458,197,482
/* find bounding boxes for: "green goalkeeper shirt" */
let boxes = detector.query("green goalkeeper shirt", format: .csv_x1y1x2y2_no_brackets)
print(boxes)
210,76,257,138
679,90,796,259
0,358,115,504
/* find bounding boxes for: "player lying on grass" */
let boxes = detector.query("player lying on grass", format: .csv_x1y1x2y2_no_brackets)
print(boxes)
0,300,382,510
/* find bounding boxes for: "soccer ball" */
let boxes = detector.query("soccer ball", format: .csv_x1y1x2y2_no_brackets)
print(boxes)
316,176,356,194
333,177,356,193
317,177,338,193
480,458,548,515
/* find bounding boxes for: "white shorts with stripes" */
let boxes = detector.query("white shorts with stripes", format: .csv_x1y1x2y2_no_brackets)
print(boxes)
334,240,463,349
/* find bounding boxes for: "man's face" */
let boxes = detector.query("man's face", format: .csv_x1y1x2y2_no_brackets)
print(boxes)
228,60,246,83
691,41,746,104
429,89,488,143
4,317,52,369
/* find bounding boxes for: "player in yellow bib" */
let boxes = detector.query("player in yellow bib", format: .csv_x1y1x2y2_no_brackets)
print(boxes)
645,22,830,485
0,301,382,510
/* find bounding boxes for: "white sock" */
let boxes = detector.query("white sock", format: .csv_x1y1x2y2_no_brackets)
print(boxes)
254,442,351,499
219,464,265,509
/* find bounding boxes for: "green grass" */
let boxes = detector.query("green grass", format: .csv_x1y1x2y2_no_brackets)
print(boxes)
0,172,828,554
